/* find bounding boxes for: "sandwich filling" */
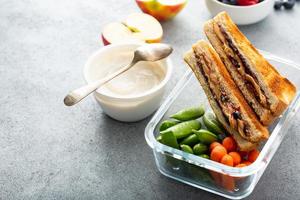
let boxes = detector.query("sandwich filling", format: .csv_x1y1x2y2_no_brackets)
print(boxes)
212,22,271,111
193,50,252,138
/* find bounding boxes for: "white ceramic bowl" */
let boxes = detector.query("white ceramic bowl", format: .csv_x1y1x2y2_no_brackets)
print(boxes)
205,0,274,25
83,43,173,122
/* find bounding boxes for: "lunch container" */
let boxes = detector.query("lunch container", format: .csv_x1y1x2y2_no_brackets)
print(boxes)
145,51,300,199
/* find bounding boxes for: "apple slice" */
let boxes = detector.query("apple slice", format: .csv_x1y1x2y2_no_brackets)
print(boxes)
101,22,144,45
124,13,163,43
136,0,187,21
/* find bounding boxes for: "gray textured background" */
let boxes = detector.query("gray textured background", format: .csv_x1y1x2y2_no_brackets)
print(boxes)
1,0,300,199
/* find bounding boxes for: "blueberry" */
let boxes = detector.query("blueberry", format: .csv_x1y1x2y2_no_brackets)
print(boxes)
221,0,238,5
283,0,295,9
274,0,283,9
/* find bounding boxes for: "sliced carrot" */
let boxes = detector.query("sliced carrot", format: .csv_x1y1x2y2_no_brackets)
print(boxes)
235,164,247,180
222,137,237,152
221,174,235,191
209,142,222,152
241,161,252,166
209,170,222,187
235,163,247,168
248,149,260,162
220,154,234,167
211,145,227,162
229,152,241,166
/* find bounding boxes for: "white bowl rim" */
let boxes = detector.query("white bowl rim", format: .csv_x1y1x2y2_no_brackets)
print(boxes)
83,43,173,101
207,0,272,9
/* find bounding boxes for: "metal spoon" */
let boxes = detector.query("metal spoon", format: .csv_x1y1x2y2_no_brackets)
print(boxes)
64,43,173,106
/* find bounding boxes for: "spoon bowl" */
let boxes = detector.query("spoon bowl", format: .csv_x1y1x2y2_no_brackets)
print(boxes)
134,43,173,62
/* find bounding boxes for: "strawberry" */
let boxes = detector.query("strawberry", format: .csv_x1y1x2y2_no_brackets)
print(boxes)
237,0,259,5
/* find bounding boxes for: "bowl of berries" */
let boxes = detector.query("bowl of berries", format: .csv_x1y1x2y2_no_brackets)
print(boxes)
205,0,274,25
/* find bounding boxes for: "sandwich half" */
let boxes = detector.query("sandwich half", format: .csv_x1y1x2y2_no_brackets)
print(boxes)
204,12,296,126
184,40,269,150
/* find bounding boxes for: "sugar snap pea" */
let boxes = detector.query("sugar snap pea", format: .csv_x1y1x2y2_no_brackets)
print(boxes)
171,105,205,121
203,112,224,134
160,131,179,149
188,165,213,184
180,144,194,154
199,154,210,159
159,120,179,131
160,120,201,139
193,129,218,144
156,135,162,143
193,143,208,155
179,134,199,146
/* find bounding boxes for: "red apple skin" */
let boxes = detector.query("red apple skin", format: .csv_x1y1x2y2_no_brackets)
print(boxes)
101,34,110,46
136,0,187,21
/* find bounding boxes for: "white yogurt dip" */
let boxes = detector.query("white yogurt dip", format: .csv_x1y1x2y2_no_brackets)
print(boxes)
86,51,166,97
84,44,172,122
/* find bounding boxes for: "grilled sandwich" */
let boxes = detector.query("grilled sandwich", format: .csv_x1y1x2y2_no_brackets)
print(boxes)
184,41,269,150
204,12,296,126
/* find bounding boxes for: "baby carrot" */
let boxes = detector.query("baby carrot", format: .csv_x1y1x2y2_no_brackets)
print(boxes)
209,171,222,187
241,161,252,166
220,154,234,167
235,163,247,168
211,145,227,162
248,149,260,163
209,142,222,152
222,137,237,152
228,152,241,166
221,174,235,191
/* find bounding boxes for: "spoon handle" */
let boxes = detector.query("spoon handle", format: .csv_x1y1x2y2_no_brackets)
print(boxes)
64,61,136,106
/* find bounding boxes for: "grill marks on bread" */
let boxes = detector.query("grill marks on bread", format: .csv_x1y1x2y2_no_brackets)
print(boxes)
191,41,269,143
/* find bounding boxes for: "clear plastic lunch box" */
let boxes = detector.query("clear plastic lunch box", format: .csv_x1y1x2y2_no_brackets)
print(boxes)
145,51,300,199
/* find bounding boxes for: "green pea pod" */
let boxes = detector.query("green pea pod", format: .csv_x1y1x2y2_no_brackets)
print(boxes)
199,154,210,159
156,135,162,143
159,120,179,131
160,120,201,139
203,112,224,134
160,131,179,149
187,165,213,184
171,105,205,121
193,129,218,144
165,154,181,169
179,134,199,146
193,143,208,155
180,144,194,154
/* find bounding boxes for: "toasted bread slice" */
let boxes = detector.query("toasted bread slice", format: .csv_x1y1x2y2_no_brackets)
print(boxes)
204,19,273,125
184,49,257,151
184,40,268,145
206,12,296,125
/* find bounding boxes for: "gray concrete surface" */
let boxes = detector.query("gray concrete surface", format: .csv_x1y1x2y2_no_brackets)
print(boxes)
1,0,300,199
